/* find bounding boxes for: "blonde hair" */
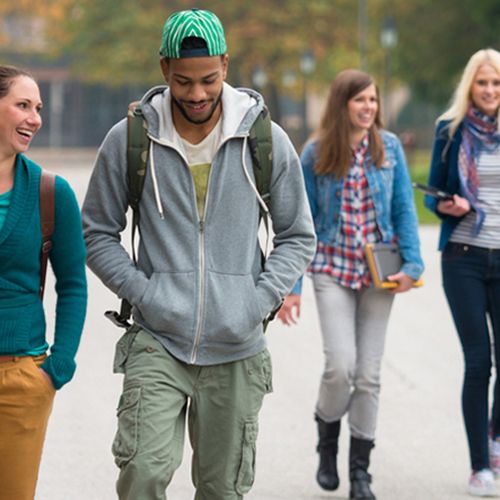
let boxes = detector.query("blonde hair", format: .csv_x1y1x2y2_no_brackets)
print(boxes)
439,48,500,137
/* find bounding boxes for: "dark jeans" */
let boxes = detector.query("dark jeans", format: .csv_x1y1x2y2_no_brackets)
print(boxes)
442,242,500,471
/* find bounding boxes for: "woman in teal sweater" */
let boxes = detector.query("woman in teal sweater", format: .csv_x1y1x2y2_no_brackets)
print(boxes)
0,65,87,499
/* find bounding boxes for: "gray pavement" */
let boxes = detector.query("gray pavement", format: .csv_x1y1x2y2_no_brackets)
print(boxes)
31,150,474,499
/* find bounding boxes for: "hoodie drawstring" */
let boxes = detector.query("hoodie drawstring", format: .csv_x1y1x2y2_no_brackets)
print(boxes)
148,140,165,219
147,135,270,257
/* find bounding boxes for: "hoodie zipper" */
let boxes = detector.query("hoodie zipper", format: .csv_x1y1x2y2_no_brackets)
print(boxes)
149,134,254,363
190,218,206,363
189,137,245,363
149,136,212,364
148,138,207,364
189,148,220,363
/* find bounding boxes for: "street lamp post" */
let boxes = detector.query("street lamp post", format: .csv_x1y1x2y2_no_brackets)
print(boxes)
358,0,368,71
282,70,297,89
380,17,398,127
300,50,315,145
251,66,268,91
49,81,64,148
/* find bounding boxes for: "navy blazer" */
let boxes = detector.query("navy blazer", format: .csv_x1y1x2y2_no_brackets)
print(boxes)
426,120,466,250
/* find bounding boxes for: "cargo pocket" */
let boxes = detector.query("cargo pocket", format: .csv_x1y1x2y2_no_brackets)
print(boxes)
235,419,259,495
260,349,273,394
112,386,141,468
113,327,139,374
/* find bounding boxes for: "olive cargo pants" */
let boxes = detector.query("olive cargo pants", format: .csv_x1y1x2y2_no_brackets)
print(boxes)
112,327,273,500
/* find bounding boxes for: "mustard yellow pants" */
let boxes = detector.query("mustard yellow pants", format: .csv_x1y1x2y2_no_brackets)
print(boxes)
0,355,55,500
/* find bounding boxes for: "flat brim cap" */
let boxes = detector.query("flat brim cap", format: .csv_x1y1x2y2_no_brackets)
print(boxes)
159,8,227,58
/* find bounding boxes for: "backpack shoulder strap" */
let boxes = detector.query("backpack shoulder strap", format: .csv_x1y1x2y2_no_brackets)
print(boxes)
248,107,281,331
127,100,150,264
127,101,149,216
248,106,273,213
106,101,150,328
39,169,55,300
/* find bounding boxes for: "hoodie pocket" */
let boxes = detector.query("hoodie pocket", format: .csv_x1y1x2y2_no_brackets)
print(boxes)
137,272,195,333
204,272,263,341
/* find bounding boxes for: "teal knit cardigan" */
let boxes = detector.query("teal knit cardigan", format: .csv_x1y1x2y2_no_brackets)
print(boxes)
0,154,87,389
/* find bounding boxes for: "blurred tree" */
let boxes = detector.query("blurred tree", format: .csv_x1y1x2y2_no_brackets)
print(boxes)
2,0,499,109
0,0,67,52
391,0,500,106
3,0,361,89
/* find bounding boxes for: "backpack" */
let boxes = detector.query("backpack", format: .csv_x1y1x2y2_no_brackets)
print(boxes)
39,169,55,300
105,101,275,329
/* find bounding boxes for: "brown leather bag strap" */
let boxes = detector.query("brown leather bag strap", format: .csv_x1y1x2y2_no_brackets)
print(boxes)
39,169,55,300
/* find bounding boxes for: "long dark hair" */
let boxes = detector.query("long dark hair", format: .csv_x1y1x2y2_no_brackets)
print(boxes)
0,65,35,98
314,69,384,178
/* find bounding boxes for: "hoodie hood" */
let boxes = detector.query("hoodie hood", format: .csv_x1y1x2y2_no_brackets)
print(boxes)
136,82,269,221
139,82,264,145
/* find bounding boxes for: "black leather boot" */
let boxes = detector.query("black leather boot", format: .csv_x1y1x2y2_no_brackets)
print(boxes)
349,436,376,500
315,415,341,491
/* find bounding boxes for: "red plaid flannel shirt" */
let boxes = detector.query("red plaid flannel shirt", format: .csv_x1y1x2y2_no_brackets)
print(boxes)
309,136,380,289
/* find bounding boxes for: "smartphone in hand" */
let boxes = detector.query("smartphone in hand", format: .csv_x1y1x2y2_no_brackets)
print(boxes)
412,182,453,201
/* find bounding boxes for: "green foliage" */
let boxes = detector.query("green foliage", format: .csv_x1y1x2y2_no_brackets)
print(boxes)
5,0,500,102
17,0,364,87
407,149,439,225
393,0,500,105
53,0,174,85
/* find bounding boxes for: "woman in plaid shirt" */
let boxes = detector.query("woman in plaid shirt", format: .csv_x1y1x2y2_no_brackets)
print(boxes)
278,69,423,500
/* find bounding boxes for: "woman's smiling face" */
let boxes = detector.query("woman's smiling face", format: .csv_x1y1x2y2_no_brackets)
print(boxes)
347,83,378,134
470,63,500,116
0,75,42,160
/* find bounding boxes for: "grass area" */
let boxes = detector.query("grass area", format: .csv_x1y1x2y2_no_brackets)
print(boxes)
406,149,440,225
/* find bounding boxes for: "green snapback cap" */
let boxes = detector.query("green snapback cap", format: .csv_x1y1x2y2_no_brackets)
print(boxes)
160,8,227,59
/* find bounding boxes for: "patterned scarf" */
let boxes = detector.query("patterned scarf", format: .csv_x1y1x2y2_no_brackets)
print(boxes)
458,105,500,234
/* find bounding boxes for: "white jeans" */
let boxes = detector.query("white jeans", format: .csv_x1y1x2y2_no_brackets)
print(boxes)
312,273,394,440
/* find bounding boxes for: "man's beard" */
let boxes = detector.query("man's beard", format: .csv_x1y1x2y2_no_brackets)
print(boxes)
171,90,223,125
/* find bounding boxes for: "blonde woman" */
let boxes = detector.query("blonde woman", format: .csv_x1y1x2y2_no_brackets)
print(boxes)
426,48,500,497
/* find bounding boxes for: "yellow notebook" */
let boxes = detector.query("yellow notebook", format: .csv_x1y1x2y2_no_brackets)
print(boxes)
364,243,423,289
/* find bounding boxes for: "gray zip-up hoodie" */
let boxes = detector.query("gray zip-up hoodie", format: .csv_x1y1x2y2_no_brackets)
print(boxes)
82,82,315,365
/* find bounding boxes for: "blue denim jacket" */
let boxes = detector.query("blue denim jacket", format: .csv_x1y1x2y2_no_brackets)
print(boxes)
291,130,423,294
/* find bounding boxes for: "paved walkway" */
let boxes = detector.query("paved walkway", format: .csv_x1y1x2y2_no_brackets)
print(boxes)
32,151,476,499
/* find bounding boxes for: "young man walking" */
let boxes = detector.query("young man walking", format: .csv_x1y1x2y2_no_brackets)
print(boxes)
82,8,315,500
